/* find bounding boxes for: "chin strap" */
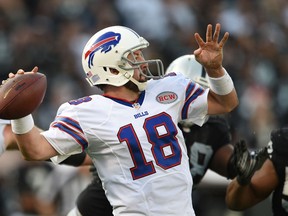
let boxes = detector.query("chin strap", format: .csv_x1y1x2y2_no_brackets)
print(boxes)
129,77,147,91
121,71,147,91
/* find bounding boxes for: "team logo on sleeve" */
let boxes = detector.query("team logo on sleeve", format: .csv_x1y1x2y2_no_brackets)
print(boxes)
84,31,121,68
156,91,178,104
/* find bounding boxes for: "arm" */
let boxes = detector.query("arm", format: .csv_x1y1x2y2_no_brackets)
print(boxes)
226,159,278,210
13,123,58,161
210,140,269,180
1,119,91,165
194,23,238,114
209,144,234,177
207,89,238,114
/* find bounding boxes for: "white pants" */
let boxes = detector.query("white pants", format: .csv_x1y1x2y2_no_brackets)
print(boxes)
67,207,82,216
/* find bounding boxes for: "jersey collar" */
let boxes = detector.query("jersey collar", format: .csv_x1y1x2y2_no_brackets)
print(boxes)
103,91,145,108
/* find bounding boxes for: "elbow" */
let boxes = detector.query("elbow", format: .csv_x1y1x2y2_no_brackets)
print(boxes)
226,204,245,212
209,90,239,113
21,154,43,161
226,99,239,113
225,199,239,211
225,194,247,211
226,91,239,112
229,90,239,111
219,99,239,114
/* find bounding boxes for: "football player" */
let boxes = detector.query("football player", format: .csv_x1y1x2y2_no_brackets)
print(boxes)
68,54,246,216
0,55,240,216
9,23,238,216
1,54,256,216
1,55,263,216
67,54,240,216
226,128,288,216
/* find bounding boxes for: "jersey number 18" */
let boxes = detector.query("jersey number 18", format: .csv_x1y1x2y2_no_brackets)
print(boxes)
118,112,182,180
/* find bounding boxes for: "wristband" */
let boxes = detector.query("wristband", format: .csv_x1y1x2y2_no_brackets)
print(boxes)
11,114,34,134
208,68,234,95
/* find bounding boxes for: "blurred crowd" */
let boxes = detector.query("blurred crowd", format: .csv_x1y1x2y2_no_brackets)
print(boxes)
0,0,287,215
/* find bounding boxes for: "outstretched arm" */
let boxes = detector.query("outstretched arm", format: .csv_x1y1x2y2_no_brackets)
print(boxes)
225,140,276,210
194,23,238,114
0,118,92,165
13,125,58,161
226,159,278,210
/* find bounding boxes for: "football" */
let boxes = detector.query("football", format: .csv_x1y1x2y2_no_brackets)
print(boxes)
0,72,47,119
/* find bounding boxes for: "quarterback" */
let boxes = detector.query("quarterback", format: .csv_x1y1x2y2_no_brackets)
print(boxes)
9,23,238,216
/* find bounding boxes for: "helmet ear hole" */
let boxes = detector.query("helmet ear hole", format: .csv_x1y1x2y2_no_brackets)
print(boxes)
103,67,118,75
109,68,119,75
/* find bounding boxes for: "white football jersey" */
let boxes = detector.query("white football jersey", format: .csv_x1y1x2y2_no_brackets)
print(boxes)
43,73,209,216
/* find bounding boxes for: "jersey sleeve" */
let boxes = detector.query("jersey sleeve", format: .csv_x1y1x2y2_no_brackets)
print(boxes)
180,79,209,126
41,102,87,161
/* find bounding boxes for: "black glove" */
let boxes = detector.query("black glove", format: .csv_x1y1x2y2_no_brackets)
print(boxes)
234,140,269,186
253,146,269,170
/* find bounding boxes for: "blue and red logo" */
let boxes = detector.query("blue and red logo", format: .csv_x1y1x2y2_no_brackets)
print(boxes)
85,31,121,68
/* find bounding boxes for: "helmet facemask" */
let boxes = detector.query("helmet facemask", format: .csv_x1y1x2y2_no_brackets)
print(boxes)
119,46,165,79
117,44,164,91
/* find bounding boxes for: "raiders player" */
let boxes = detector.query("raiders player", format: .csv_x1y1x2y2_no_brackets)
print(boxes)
226,128,288,216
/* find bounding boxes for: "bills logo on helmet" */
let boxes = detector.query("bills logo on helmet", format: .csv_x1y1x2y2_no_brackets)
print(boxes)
85,31,121,68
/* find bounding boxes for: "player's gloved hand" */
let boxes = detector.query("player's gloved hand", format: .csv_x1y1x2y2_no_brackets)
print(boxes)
252,146,269,170
234,140,269,186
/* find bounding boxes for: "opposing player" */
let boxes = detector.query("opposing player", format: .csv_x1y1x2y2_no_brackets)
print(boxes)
9,23,238,216
225,128,288,215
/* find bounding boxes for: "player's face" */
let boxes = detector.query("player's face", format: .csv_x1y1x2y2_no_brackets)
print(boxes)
127,50,148,83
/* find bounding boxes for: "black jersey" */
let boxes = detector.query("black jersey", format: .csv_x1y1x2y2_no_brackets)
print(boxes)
180,115,232,185
269,128,288,216
76,166,113,216
76,115,232,216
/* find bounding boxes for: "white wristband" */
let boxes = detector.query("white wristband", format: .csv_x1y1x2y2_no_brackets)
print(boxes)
208,69,234,95
11,114,34,134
